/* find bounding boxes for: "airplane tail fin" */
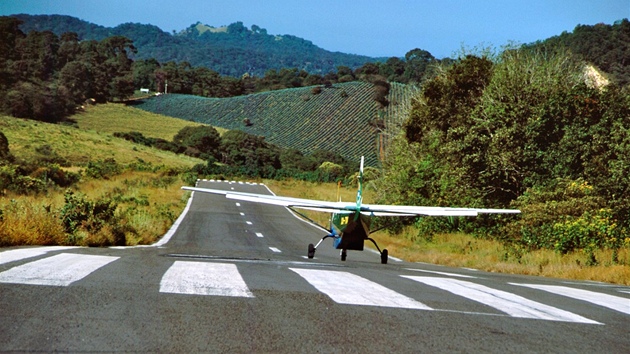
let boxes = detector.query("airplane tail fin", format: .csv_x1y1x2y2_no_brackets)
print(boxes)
355,156,364,211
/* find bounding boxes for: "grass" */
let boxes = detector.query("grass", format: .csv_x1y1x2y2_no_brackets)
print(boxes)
0,171,189,246
0,108,204,247
1,113,203,168
73,103,228,139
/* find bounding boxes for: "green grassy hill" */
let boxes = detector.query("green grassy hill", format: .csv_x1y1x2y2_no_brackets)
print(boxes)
131,82,418,166
1,111,202,169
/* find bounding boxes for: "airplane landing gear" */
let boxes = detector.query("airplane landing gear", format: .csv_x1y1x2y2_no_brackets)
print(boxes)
307,234,334,259
367,237,388,264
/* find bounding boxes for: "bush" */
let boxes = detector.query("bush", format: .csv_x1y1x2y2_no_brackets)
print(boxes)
173,126,221,159
502,179,624,254
84,158,121,179
59,190,119,244
0,131,13,163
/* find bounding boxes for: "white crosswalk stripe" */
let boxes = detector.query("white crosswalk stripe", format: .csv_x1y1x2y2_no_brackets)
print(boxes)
512,283,630,315
0,253,119,286
290,268,431,309
402,276,600,324
0,246,77,266
1,249,626,324
160,261,254,297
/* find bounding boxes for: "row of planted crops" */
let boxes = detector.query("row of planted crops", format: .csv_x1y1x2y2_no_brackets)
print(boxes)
132,81,418,166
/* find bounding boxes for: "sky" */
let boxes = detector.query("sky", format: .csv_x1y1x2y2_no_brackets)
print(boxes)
1,0,628,58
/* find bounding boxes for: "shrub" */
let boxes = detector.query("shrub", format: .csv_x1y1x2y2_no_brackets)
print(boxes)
85,158,121,179
0,131,13,163
502,178,624,254
59,190,119,244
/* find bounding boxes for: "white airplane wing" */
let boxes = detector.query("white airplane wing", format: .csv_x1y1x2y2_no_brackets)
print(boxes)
182,186,521,217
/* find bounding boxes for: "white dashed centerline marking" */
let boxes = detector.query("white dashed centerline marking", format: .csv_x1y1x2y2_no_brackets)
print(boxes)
246,221,253,225
269,247,282,253
235,203,241,207
256,233,264,238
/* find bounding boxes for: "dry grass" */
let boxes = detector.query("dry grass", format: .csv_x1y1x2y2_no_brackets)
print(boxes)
0,111,200,247
0,197,66,246
0,171,188,247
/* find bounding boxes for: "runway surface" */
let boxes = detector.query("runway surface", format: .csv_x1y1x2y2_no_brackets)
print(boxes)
1,180,628,352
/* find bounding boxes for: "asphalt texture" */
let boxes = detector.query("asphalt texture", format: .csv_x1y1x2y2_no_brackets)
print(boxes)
0,180,628,353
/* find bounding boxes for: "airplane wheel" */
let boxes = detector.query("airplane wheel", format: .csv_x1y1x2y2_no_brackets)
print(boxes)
307,244,315,259
381,249,388,264
341,250,347,261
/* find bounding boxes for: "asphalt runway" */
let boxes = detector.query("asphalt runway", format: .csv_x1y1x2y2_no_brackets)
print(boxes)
1,180,629,352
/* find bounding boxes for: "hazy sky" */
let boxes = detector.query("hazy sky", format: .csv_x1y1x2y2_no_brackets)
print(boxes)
1,0,627,58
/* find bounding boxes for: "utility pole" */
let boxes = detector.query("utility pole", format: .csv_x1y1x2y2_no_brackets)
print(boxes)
165,79,168,94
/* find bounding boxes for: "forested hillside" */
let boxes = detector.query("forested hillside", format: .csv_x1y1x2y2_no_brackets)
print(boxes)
0,17,136,122
526,19,630,85
12,14,386,77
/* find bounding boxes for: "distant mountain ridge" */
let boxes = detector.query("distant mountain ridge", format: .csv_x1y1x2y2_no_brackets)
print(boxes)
11,14,387,77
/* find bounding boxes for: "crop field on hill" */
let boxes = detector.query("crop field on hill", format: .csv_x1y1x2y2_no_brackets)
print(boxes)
131,82,418,166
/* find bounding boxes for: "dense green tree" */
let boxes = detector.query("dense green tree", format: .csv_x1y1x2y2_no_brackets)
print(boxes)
381,46,630,249
132,58,160,91
173,126,221,159
280,149,317,171
380,57,406,83
57,32,82,69
98,35,137,100
220,130,281,174
527,19,630,85
403,48,436,84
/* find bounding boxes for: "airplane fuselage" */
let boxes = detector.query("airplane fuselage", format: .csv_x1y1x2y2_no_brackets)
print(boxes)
332,212,371,251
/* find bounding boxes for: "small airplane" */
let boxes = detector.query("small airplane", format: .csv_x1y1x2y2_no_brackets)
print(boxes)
182,157,520,264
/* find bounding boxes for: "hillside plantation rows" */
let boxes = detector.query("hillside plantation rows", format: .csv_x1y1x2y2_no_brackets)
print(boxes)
132,82,418,166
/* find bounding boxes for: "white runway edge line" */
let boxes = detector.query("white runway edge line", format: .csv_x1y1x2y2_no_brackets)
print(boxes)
512,283,630,315
152,189,195,247
0,253,119,286
402,276,600,324
290,268,431,309
160,261,254,297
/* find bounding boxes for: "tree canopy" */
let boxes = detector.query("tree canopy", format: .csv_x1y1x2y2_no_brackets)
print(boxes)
378,47,630,255
0,17,136,122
